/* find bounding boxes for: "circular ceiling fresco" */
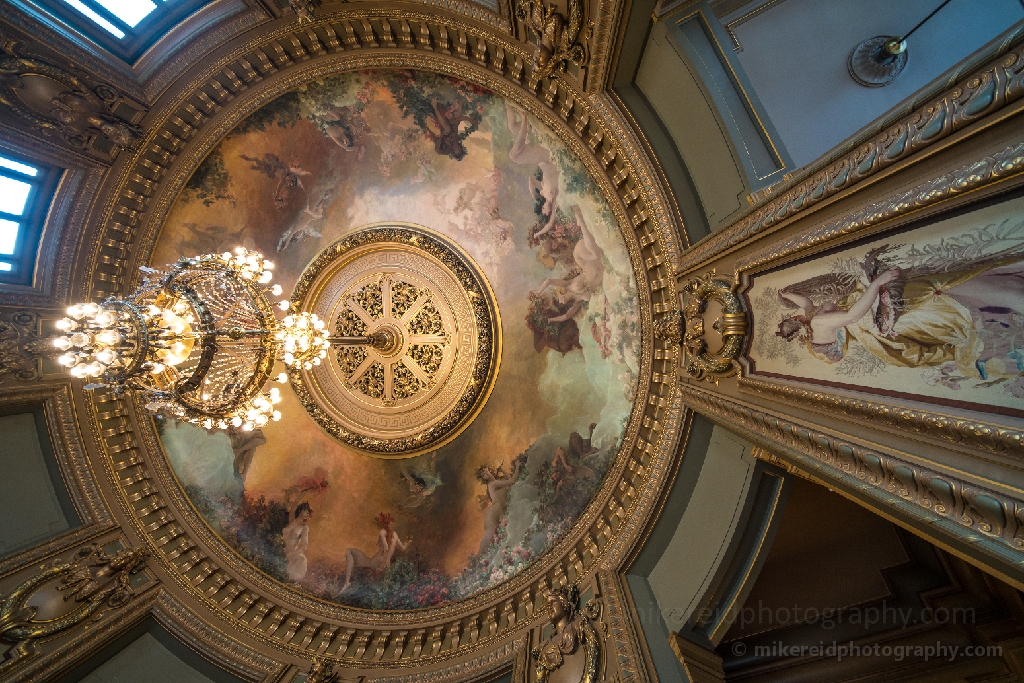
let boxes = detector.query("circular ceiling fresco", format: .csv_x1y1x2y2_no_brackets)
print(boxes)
153,69,640,610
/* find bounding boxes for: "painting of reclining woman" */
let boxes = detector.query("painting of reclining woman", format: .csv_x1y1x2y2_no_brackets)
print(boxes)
748,194,1024,416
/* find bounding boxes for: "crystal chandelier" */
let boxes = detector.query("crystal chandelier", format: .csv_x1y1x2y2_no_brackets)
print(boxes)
53,248,332,431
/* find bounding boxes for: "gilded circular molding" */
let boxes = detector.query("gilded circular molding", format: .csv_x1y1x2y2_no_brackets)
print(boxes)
290,224,501,457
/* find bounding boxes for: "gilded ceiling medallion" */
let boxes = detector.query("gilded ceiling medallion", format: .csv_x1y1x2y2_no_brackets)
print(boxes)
289,225,501,457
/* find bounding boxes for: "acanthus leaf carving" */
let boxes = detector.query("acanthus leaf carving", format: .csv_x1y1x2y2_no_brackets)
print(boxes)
0,543,147,670
531,584,601,683
0,44,143,153
516,0,591,86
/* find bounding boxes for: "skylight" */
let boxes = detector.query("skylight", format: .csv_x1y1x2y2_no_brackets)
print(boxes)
61,0,160,39
0,153,59,283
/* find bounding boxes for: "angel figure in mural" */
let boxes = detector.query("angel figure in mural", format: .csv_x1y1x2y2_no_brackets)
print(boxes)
371,122,419,177
550,424,598,498
533,207,606,323
774,240,1024,383
322,107,368,161
340,512,412,593
476,457,524,554
397,453,442,509
277,191,329,252
505,102,560,218
239,153,312,207
283,502,313,582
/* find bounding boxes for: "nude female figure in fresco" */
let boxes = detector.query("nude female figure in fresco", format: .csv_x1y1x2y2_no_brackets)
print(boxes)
283,502,313,582
340,512,411,593
476,459,522,554
533,207,606,323
505,102,559,219
775,249,1024,381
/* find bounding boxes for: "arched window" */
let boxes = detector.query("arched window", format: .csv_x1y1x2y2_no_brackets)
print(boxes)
31,0,211,62
0,153,60,286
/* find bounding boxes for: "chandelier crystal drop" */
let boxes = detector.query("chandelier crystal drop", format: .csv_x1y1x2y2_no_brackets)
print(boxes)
53,247,328,431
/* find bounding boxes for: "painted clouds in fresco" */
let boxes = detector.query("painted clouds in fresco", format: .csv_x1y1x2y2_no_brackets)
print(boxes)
156,70,639,609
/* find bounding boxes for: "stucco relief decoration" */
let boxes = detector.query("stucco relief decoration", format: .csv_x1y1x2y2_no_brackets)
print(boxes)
0,45,141,151
0,544,147,669
289,0,322,24
0,310,52,382
680,272,747,384
516,0,591,85
155,70,640,611
532,585,600,683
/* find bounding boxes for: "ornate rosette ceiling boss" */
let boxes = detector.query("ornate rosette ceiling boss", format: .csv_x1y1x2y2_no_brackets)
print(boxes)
289,225,501,457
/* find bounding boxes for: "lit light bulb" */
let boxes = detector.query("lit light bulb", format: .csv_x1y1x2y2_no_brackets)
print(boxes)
263,260,274,270
282,316,294,327
53,337,71,351
231,416,242,427
66,305,84,318
70,363,88,378
312,357,321,366
271,284,283,296
97,329,121,346
283,338,296,352
234,247,246,255
276,373,288,383
272,411,282,421
254,414,269,427
94,349,116,365
295,316,308,329
283,352,294,365
221,252,232,260
241,421,253,432
202,419,213,429
322,340,330,349
150,363,166,375
318,350,327,359
258,271,273,284
278,300,290,311
55,318,73,331
94,311,115,327
303,361,312,370
69,332,91,347
81,303,100,316
58,353,77,366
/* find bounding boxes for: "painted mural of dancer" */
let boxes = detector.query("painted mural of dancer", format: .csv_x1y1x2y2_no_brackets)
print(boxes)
283,502,313,582
534,207,606,322
340,512,411,593
476,458,522,554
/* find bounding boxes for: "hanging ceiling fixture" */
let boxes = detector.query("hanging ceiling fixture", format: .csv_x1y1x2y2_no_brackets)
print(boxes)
52,248,335,431
848,0,955,87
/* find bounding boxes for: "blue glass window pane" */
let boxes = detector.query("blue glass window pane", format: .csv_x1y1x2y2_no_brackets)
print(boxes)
0,177,31,216
0,219,20,255
62,0,126,37
94,0,157,27
0,156,38,177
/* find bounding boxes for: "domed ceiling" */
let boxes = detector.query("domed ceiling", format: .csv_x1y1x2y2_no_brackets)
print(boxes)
151,69,640,611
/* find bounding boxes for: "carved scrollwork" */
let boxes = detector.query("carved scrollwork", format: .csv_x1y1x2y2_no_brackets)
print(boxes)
531,585,600,683
0,309,54,383
289,0,323,24
652,309,683,344
0,46,142,152
680,271,747,384
0,543,147,669
516,0,591,84
306,656,338,683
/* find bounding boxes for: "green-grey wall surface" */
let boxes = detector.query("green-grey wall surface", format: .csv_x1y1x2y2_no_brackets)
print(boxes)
77,633,219,683
0,410,79,557
636,20,751,231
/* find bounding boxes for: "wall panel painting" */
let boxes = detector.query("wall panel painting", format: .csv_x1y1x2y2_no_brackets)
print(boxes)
152,70,640,611
746,192,1024,418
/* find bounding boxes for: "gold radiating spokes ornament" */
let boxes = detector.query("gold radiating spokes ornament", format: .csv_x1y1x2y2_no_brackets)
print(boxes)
53,247,328,432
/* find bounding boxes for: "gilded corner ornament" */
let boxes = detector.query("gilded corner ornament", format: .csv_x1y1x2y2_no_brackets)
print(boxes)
288,0,323,23
653,309,683,345
306,656,337,683
516,0,591,84
531,585,600,683
0,45,142,152
680,271,747,384
0,543,147,669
